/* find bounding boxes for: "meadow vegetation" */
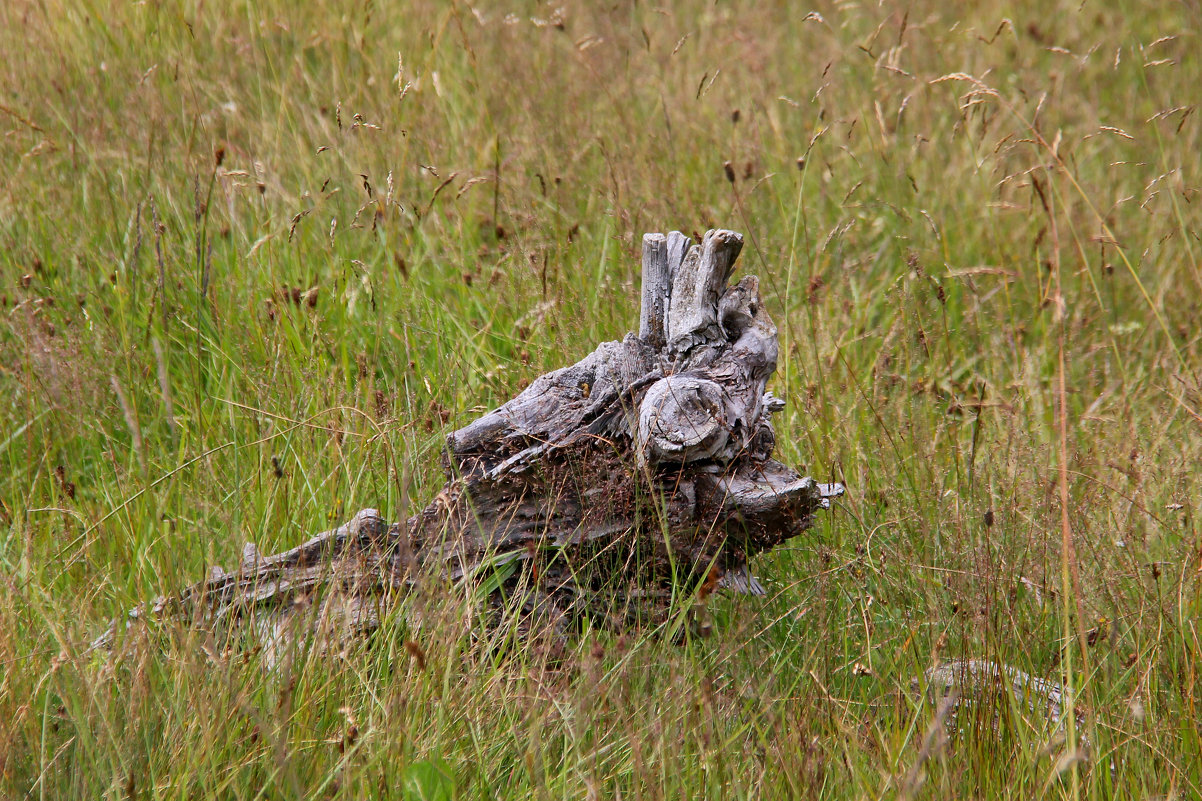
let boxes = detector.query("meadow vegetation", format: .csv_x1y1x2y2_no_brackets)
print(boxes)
1,0,1200,797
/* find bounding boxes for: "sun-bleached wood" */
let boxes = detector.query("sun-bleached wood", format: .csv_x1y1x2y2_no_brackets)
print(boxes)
666,229,743,363
95,228,842,655
639,233,669,348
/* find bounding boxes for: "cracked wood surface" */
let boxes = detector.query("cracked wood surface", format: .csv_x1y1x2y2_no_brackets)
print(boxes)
96,229,843,654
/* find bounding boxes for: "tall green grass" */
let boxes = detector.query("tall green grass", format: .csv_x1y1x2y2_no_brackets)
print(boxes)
2,0,1200,797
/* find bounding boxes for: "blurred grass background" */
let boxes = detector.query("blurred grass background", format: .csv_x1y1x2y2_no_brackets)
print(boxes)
1,0,1200,797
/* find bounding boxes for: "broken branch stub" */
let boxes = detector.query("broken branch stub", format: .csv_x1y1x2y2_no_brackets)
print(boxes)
667,229,743,363
96,229,843,654
639,233,669,348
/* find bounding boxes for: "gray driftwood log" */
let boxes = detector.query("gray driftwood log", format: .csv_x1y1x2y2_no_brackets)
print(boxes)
96,229,842,656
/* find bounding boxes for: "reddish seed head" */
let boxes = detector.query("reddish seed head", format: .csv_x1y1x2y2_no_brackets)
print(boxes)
404,640,427,670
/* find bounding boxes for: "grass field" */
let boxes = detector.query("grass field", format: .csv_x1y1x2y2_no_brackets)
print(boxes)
2,0,1200,797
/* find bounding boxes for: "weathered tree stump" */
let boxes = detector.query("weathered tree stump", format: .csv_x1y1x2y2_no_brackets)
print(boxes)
96,229,842,656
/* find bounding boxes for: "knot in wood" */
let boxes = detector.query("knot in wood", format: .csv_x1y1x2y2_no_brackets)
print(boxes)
638,375,729,464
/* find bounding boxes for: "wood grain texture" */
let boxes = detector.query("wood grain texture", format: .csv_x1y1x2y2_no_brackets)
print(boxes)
96,229,842,656
666,229,743,363
639,233,669,348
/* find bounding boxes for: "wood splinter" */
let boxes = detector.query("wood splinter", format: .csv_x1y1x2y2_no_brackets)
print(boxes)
95,229,843,655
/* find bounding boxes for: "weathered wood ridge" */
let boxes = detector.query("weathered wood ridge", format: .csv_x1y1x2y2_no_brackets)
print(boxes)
97,229,842,654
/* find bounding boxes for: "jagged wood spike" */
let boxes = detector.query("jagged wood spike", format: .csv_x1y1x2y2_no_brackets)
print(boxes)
666,229,743,362
639,233,669,348
664,230,693,337
665,231,692,282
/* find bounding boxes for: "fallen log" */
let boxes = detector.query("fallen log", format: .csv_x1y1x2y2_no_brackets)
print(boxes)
95,229,842,656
